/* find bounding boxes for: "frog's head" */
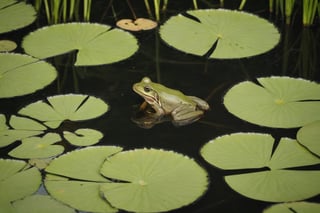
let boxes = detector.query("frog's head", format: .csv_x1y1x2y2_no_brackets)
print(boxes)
133,77,160,106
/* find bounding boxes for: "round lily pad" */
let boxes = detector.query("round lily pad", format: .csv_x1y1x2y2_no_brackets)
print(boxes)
223,76,320,128
0,0,36,34
297,120,320,156
100,148,208,212
0,159,41,212
116,18,158,31
263,202,320,213
18,94,109,128
0,40,17,52
63,128,103,146
160,9,280,59
22,23,139,66
201,133,320,202
0,53,57,98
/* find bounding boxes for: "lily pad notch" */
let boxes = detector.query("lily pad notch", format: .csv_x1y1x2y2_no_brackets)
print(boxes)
160,9,280,59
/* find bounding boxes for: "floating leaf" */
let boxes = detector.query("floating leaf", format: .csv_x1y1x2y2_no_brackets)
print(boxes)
18,94,109,128
9,133,64,159
12,194,75,213
46,146,123,182
0,114,43,148
0,159,41,212
223,77,320,128
45,179,117,213
22,23,139,66
100,148,208,212
45,146,122,213
116,18,158,31
263,202,320,213
201,133,320,202
0,53,57,98
160,9,280,59
63,128,103,146
9,115,47,131
0,40,17,52
0,0,36,34
297,120,320,156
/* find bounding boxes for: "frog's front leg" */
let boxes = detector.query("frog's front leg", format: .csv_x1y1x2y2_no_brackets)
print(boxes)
171,105,204,126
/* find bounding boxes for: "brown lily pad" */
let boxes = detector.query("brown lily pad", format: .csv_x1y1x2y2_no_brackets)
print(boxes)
116,18,157,31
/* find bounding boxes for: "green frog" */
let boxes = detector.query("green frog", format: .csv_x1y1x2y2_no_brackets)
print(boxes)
132,77,209,126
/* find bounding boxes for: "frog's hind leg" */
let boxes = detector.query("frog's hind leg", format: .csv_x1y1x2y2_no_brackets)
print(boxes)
188,96,210,110
171,105,204,126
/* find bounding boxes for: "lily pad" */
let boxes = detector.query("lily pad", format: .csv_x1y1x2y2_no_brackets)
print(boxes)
63,128,103,146
223,76,320,128
45,146,122,213
116,18,158,31
0,53,57,98
160,9,280,59
0,40,17,52
0,0,36,34
8,133,64,159
0,114,44,148
263,201,320,213
12,194,75,213
201,133,320,202
22,23,139,66
100,148,208,212
297,120,320,156
0,159,41,212
18,94,109,128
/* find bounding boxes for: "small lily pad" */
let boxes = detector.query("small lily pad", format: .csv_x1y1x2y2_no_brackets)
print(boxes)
0,0,36,34
0,40,17,52
0,53,57,98
63,128,103,146
223,76,320,128
22,23,139,66
263,201,320,213
201,133,320,202
160,9,280,59
0,159,41,212
0,114,43,148
18,94,109,128
297,120,320,156
12,194,75,213
100,148,208,212
8,133,64,159
116,18,158,31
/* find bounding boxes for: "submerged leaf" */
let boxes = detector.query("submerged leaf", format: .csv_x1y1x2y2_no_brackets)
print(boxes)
63,128,103,146
100,148,208,212
160,9,280,59
223,77,320,128
22,23,139,66
18,94,109,128
0,53,57,98
12,194,75,213
0,0,36,34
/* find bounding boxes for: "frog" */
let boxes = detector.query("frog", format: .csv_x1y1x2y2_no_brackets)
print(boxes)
132,77,210,126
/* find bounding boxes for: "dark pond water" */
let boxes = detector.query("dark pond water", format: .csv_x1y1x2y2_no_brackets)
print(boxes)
1,0,320,212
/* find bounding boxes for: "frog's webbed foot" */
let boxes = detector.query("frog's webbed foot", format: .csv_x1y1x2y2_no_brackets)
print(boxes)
171,105,205,126
187,96,210,110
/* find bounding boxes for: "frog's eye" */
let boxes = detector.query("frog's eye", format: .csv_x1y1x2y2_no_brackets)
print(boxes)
144,86,151,93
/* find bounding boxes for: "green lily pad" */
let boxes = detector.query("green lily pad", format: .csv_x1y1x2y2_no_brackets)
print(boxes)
45,146,122,213
100,148,208,212
0,0,36,34
18,94,109,128
0,40,17,52
63,128,103,146
22,23,139,66
8,133,64,159
0,114,44,148
223,76,320,128
12,194,75,213
0,159,41,212
297,120,320,156
45,179,117,213
0,53,57,98
263,202,320,213
201,133,320,202
9,115,47,131
160,9,280,59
